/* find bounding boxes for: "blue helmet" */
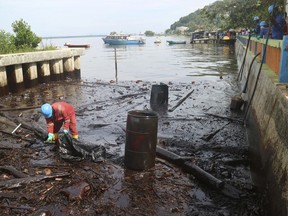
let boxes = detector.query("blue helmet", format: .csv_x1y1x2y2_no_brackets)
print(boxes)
268,4,275,14
41,103,52,118
260,21,268,27
253,16,260,21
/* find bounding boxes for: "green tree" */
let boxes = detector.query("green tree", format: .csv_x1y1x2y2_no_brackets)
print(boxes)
0,30,16,54
11,19,41,49
169,0,285,33
144,30,155,36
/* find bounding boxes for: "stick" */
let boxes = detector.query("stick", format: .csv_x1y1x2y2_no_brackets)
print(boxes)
0,205,35,211
114,48,118,82
0,105,40,112
201,122,230,141
77,92,147,112
15,120,47,140
0,165,28,178
168,89,194,112
0,173,70,189
205,113,243,123
11,123,21,134
183,162,224,189
156,146,224,190
0,130,35,143
67,81,130,88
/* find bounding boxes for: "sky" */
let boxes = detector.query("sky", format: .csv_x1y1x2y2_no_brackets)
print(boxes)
0,0,217,37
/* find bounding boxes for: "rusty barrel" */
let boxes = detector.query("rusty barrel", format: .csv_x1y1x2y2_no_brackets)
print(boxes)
125,110,158,171
150,84,168,111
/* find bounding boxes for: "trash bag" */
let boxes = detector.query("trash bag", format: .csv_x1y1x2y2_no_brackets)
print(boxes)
58,133,106,162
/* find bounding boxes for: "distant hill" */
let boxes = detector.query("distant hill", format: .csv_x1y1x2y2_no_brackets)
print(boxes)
169,9,217,33
168,0,278,33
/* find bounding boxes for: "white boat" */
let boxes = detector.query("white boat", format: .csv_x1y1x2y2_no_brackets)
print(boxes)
102,33,146,45
154,38,161,43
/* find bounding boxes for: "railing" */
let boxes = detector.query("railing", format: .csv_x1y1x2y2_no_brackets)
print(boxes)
237,35,283,77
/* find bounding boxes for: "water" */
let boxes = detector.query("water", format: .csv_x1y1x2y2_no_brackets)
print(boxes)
42,35,238,82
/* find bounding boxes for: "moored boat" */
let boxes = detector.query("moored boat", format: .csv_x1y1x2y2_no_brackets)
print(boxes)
219,36,236,45
102,33,145,45
64,43,90,48
166,40,186,45
154,38,161,43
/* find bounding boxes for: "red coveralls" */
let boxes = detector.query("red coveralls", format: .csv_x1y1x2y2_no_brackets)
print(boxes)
45,102,78,136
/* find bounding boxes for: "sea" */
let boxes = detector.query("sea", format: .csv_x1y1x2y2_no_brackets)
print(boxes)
41,35,239,83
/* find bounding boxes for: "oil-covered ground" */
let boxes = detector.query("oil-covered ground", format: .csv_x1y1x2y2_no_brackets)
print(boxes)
0,78,262,215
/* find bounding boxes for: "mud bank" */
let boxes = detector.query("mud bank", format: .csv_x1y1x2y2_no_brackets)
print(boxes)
0,78,262,215
236,40,288,215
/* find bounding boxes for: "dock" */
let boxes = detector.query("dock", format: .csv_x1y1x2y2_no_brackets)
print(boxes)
190,38,220,44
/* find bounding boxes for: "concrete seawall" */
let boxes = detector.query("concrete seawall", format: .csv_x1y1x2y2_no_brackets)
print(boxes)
0,48,85,96
236,40,288,215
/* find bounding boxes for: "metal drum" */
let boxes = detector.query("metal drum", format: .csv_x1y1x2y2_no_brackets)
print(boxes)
150,84,168,111
125,110,158,171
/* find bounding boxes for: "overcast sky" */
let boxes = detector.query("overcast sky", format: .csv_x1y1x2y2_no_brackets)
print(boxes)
0,0,217,37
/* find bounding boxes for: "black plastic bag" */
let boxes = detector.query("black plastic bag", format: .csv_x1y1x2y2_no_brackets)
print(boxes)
58,133,106,162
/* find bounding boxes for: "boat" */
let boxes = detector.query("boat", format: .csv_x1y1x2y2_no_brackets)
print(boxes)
64,43,90,48
102,33,145,45
219,36,236,45
154,38,161,43
166,40,186,45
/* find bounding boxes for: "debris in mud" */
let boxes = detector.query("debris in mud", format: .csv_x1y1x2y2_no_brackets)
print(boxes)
61,181,91,201
0,79,262,215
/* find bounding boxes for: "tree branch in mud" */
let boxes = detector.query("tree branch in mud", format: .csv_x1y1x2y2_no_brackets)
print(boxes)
14,119,47,140
201,122,230,141
0,130,36,143
156,146,224,189
205,113,243,123
77,91,147,113
156,146,243,199
0,173,70,190
0,113,46,140
0,165,28,178
0,105,40,112
168,89,194,112
0,204,35,211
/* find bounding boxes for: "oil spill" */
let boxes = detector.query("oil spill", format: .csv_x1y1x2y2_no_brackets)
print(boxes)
0,78,263,215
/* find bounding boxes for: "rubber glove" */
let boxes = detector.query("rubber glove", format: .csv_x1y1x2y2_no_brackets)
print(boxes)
47,133,53,142
63,129,69,134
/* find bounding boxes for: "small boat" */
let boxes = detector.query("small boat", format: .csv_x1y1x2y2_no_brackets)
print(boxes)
102,33,145,45
154,38,161,43
166,40,186,45
64,43,90,48
219,36,236,45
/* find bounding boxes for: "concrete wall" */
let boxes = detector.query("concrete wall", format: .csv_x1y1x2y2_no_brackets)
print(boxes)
236,40,288,215
0,48,85,96
0,48,85,67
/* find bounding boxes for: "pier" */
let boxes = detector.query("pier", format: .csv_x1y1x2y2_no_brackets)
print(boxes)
190,38,220,44
190,37,236,45
0,48,85,96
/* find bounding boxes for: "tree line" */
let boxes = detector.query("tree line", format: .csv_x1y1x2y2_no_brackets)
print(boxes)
168,0,283,33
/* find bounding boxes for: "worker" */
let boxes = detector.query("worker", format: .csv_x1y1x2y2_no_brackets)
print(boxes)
259,21,270,39
253,16,261,36
41,102,79,142
268,4,285,39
